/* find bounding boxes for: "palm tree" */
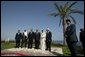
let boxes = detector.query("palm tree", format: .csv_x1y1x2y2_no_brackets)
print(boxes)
50,1,83,45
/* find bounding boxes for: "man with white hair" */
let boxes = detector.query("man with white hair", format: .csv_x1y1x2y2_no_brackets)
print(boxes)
46,28,52,51
21,30,28,48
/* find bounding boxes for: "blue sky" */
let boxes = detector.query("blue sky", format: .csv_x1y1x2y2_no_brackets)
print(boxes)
1,1,84,41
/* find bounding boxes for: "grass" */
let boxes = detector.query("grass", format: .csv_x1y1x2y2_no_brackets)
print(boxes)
51,43,71,56
51,43,84,56
1,42,84,56
62,46,71,56
1,42,15,50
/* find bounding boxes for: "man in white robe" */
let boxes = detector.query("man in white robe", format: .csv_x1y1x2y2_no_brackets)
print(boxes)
40,30,46,51
24,30,28,47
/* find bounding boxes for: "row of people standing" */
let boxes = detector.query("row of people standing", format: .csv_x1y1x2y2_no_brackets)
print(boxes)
15,28,52,51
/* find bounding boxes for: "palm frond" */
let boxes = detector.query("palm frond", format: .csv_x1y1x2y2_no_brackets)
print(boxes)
59,17,62,27
54,3,61,13
69,10,84,15
66,1,77,12
64,2,69,11
60,5,63,12
49,13,59,17
60,5,64,15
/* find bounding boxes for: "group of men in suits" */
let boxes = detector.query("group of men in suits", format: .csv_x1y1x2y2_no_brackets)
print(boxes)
15,29,52,51
15,19,84,55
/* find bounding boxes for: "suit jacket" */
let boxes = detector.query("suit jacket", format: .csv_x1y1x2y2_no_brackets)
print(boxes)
28,32,35,41
46,31,52,42
15,33,22,41
80,31,84,42
65,24,78,42
35,32,40,41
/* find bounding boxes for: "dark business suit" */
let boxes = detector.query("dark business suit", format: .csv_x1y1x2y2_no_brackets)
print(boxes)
35,32,40,49
15,33,22,48
65,24,78,56
80,30,85,55
28,32,35,48
46,31,52,51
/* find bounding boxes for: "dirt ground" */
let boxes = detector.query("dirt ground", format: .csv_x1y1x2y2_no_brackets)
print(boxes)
1,47,63,56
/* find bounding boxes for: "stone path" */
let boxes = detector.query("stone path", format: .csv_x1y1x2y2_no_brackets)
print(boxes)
1,47,63,56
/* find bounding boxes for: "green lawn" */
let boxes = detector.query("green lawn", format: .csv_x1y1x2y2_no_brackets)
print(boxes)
51,43,84,56
1,42,15,50
51,43,71,56
1,42,84,56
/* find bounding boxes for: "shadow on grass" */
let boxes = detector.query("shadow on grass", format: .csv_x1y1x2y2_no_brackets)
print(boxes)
51,51,63,56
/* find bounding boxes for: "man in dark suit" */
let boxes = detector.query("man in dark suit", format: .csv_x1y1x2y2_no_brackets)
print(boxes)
35,29,40,49
15,30,22,48
28,29,35,48
46,28,52,51
65,19,78,56
80,28,85,55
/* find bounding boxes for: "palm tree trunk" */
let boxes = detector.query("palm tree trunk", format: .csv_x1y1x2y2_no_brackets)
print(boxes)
62,17,66,45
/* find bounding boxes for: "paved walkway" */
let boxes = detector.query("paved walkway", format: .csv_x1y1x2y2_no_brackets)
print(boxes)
1,47,63,56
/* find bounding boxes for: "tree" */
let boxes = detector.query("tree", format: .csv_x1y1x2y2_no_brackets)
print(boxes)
49,1,83,45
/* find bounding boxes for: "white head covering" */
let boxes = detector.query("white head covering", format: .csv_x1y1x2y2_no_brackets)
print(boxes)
24,30,28,37
47,28,50,30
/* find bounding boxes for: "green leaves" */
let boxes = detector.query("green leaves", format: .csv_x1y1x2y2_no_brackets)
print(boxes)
54,2,61,13
59,17,62,27
66,1,77,13
64,2,69,13
50,13,59,17
50,1,83,26
69,9,84,15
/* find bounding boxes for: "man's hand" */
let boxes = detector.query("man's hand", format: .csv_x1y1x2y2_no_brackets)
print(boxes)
64,34,67,38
